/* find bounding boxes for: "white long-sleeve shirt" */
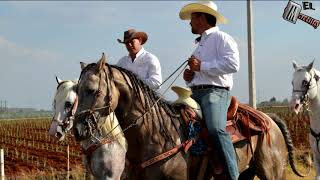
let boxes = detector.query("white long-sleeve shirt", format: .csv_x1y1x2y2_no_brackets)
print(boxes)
117,47,162,90
187,26,240,90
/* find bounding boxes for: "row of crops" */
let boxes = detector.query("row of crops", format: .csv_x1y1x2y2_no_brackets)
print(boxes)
0,118,84,178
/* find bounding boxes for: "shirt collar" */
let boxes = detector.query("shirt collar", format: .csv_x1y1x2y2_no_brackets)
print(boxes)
135,47,145,59
202,26,219,38
195,26,219,44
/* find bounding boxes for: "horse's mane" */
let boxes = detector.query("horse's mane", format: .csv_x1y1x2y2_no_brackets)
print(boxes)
109,64,178,116
109,64,180,145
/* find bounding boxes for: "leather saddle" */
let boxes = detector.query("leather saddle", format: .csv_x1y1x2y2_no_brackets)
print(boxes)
177,96,272,178
180,96,271,145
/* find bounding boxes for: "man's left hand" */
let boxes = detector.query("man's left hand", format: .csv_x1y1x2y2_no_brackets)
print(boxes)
188,56,201,72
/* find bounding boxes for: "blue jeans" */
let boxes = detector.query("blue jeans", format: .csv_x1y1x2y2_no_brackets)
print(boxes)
192,88,239,180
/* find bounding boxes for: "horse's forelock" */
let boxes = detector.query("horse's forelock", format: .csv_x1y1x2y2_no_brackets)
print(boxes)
79,63,113,83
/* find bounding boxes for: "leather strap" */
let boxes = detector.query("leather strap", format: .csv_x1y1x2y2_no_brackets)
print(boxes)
82,138,113,156
140,139,195,169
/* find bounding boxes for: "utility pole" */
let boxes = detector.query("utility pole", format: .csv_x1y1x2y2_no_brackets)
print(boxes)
247,0,257,109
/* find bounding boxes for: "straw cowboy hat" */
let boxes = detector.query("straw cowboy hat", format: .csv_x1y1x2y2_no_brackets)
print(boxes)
171,86,202,118
117,29,148,45
179,1,228,24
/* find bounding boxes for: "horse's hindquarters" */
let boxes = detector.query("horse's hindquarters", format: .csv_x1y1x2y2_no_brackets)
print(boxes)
254,117,287,180
234,135,259,173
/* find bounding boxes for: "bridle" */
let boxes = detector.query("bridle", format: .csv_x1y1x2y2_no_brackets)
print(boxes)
74,63,118,157
292,71,319,106
76,65,114,133
51,93,79,133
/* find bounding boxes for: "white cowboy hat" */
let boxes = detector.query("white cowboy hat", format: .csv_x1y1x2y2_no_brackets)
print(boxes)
179,1,228,24
171,86,202,118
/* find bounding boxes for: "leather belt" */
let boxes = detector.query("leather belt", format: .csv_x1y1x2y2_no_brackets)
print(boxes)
190,85,229,91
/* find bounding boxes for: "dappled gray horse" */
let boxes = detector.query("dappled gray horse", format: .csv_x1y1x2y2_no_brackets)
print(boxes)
75,54,306,180
48,77,127,180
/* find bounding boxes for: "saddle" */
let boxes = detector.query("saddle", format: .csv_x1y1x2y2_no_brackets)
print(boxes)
179,96,272,179
136,89,272,176
180,96,271,147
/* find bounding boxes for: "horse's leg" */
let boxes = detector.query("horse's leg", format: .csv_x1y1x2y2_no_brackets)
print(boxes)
254,121,287,180
90,143,126,180
309,134,320,179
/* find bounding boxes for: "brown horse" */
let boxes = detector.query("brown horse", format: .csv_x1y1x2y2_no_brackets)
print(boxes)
74,54,305,180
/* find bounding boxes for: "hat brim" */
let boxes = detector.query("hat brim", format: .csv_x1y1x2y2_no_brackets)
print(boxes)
171,86,192,98
179,3,228,24
117,32,148,45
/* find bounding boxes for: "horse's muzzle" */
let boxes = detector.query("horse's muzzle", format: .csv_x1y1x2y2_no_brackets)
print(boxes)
289,97,302,114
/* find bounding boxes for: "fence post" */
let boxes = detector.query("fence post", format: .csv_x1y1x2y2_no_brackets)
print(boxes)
1,149,4,180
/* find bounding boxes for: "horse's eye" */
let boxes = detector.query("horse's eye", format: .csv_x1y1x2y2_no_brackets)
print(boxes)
65,101,72,109
302,80,308,86
86,89,95,95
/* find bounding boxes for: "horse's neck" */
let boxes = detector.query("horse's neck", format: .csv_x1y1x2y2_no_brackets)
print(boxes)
113,67,186,161
117,90,184,162
309,82,320,130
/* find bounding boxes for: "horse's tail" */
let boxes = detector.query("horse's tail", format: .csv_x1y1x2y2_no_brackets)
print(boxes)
267,113,311,177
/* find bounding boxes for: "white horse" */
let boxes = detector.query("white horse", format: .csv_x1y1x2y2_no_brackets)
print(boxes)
48,77,127,180
290,61,320,179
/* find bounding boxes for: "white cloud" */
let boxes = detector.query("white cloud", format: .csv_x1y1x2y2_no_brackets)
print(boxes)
0,36,60,62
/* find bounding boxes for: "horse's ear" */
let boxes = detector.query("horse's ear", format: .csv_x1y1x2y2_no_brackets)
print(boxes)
292,61,299,70
80,62,87,70
56,76,63,84
97,53,106,71
306,60,314,72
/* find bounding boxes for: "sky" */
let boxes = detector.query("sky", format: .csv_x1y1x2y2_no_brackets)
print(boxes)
0,1,319,110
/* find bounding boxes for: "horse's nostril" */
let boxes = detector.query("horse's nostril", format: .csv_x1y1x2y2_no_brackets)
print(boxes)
295,104,300,109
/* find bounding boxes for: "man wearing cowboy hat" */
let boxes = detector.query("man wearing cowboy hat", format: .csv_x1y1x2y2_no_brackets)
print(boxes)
117,29,162,90
180,1,240,179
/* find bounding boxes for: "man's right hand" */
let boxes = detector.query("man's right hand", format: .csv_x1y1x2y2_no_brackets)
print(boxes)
183,69,195,82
